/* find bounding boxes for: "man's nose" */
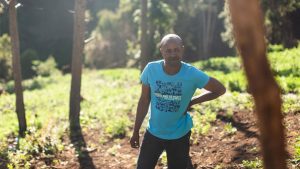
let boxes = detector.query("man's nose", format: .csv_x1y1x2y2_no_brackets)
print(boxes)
169,50,177,56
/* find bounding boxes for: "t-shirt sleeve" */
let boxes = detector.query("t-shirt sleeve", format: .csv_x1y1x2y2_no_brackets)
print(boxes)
194,68,210,89
140,64,150,85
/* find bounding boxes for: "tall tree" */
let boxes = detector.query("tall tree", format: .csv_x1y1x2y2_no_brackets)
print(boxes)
222,0,299,48
140,0,148,71
228,0,287,169
69,0,86,130
262,0,299,48
8,0,27,137
199,1,218,59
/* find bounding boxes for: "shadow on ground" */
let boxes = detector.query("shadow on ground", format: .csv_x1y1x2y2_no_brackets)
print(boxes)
70,125,96,169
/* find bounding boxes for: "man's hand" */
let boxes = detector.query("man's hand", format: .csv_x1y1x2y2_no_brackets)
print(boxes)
130,132,140,148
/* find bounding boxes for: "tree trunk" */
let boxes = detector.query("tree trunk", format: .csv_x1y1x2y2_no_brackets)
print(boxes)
69,0,86,131
228,1,287,169
9,0,27,137
140,0,148,71
200,4,217,59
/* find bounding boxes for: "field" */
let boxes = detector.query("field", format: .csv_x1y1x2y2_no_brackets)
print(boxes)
0,45,299,169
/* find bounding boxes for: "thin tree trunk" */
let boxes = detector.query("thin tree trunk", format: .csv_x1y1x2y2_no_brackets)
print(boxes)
140,0,148,71
206,5,216,59
200,5,216,59
69,0,86,131
228,1,287,169
201,10,207,58
9,0,27,137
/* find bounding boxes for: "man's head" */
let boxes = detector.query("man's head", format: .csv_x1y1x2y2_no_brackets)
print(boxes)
159,34,184,66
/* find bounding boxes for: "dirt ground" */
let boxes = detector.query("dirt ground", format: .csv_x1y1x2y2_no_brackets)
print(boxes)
35,110,300,169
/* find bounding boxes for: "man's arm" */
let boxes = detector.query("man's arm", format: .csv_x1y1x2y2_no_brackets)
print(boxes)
130,84,151,148
189,77,226,107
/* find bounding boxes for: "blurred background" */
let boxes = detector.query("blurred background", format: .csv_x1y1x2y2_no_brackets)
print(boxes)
1,0,299,81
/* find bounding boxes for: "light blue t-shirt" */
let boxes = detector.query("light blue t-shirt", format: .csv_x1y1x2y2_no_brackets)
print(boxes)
141,60,210,140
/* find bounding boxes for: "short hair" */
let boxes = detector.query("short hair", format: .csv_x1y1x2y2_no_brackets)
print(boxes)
159,34,183,48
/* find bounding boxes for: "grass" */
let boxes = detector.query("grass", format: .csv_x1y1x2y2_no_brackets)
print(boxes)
0,69,141,168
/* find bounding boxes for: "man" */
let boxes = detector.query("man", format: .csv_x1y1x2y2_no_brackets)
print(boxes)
130,34,226,169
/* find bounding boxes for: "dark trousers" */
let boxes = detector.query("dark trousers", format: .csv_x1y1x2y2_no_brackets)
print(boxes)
137,130,191,169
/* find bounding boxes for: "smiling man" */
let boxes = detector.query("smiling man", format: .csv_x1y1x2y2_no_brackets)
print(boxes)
130,34,226,169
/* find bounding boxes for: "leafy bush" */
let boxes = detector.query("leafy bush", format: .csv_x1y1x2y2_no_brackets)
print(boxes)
32,56,60,77
6,127,64,169
226,72,247,92
224,123,237,135
267,44,284,52
4,75,57,93
192,108,216,138
282,94,300,114
194,57,241,73
20,49,39,79
269,46,300,77
84,8,130,69
194,45,300,94
0,34,12,81
276,76,300,94
105,116,130,138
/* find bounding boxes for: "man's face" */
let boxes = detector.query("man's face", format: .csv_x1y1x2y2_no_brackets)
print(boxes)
160,39,184,66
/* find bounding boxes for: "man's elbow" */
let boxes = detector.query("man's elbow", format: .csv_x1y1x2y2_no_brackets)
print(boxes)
139,96,150,105
221,87,226,95
217,86,226,96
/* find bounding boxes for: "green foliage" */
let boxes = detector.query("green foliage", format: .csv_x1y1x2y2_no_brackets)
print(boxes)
268,46,300,94
159,151,167,167
224,123,237,135
276,76,300,94
261,0,300,47
105,116,130,138
0,138,9,167
20,49,39,79
194,57,241,73
0,35,60,80
85,0,138,69
226,72,247,92
6,127,64,169
192,108,216,137
194,45,300,94
0,5,4,14
219,0,234,48
80,69,140,139
147,0,177,59
0,34,12,81
269,47,300,77
221,0,300,48
129,0,178,62
267,44,285,52
293,136,300,165
282,94,300,114
4,75,58,93
0,46,299,167
194,57,247,92
241,158,263,169
32,56,60,77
